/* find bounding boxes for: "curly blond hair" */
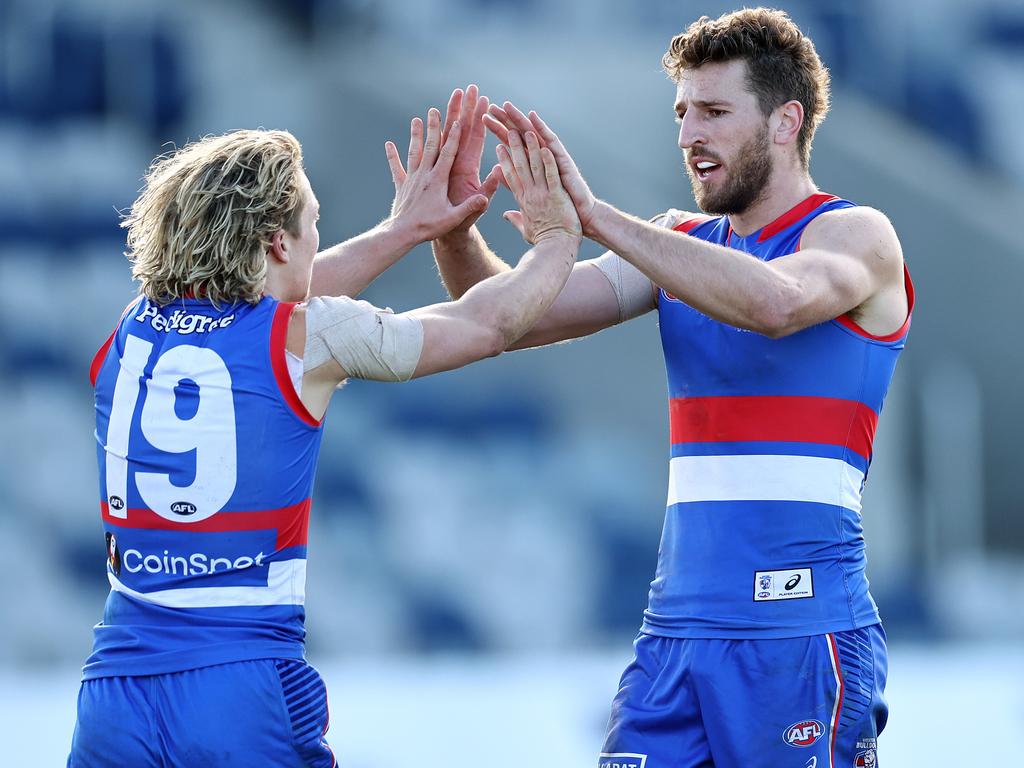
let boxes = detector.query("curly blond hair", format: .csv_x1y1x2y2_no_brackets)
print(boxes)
663,8,831,169
123,129,305,306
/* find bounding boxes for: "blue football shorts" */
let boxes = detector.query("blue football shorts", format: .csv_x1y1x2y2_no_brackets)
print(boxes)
600,624,887,768
68,658,336,767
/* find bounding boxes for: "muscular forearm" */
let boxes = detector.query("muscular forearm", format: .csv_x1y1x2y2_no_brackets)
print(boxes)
432,226,512,299
307,219,420,299
457,232,580,348
587,202,794,335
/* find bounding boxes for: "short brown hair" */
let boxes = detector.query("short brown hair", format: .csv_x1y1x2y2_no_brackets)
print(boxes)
663,7,830,168
123,129,305,306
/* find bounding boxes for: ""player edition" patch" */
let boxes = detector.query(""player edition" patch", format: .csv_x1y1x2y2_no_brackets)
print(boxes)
753,568,814,601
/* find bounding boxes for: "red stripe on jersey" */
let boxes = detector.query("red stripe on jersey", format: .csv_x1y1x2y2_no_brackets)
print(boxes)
757,193,838,242
669,395,879,460
672,215,713,234
90,298,143,387
270,302,321,427
101,499,310,549
835,265,915,342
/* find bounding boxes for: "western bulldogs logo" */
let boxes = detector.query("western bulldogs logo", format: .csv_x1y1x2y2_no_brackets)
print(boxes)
105,532,121,576
854,749,877,767
783,719,824,747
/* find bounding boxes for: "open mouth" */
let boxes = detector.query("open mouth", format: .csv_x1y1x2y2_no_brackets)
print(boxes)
694,160,722,181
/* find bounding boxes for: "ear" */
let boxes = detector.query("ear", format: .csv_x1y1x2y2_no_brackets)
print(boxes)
773,100,804,148
268,229,289,265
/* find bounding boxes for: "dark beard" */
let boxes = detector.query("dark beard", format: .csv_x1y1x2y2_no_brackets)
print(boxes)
688,126,772,215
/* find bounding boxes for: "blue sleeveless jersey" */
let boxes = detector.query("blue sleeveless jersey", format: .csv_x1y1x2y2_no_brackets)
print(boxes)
643,193,914,639
85,296,324,678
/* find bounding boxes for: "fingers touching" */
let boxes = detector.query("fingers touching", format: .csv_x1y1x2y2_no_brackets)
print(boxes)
440,88,463,145
386,90,574,238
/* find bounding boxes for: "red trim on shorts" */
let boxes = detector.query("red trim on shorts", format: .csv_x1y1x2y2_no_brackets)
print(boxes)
90,298,143,386
835,265,915,342
757,193,838,242
669,395,879,461
102,499,310,549
270,302,321,427
827,632,845,768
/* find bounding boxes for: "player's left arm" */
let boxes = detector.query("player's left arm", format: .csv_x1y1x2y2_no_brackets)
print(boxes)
587,203,905,338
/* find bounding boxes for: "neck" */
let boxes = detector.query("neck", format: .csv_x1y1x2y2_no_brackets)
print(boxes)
262,264,294,302
726,168,818,237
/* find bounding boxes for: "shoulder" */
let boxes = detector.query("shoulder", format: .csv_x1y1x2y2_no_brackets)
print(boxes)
802,205,903,275
804,205,899,247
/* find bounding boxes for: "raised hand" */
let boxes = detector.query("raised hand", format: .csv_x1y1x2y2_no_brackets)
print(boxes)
438,85,503,232
384,107,489,243
496,128,582,245
483,102,598,235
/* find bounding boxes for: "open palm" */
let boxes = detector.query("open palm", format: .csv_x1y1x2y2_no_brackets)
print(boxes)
440,85,503,232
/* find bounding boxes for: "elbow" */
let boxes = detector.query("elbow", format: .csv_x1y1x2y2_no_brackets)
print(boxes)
481,324,510,358
750,285,802,339
752,310,795,339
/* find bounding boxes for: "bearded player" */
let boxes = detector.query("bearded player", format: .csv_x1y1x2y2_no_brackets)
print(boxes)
435,9,909,767
70,107,580,766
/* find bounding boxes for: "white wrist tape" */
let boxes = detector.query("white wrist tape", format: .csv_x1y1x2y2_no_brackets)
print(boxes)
589,209,684,321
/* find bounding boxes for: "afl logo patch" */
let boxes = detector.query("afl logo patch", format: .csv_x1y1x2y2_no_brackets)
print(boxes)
784,719,824,747
108,495,125,511
170,501,197,516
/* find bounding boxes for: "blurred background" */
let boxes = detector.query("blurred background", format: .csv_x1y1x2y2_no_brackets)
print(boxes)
0,0,1022,764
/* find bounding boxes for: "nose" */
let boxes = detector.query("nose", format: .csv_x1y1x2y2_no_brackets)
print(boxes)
677,110,704,151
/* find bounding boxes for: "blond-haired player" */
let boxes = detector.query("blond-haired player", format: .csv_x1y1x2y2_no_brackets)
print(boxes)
70,110,579,766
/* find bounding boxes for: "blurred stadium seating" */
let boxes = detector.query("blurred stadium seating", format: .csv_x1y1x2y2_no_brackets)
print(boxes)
0,0,1021,761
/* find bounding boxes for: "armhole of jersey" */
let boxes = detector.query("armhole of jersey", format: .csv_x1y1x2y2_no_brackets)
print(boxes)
834,265,915,343
89,297,143,387
660,215,713,302
270,302,322,428
672,215,712,235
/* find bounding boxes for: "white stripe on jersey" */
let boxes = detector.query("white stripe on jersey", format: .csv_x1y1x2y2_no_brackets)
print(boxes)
108,559,306,608
666,454,864,512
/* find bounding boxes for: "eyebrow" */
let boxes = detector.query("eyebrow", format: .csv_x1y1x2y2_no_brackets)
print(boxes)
675,99,733,113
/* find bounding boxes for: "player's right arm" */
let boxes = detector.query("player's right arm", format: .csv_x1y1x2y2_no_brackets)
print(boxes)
292,127,583,419
435,212,681,349
432,86,659,349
